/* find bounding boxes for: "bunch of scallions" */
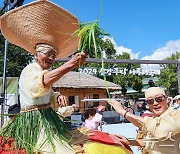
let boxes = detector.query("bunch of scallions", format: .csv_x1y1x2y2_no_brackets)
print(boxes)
74,20,112,98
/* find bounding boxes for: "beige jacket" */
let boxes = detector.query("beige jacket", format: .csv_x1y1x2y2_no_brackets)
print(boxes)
141,105,180,154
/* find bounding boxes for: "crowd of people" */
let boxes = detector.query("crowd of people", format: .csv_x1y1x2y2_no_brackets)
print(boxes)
0,0,180,154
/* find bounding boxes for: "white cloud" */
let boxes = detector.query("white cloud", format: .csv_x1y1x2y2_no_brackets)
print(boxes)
103,37,180,71
141,39,180,70
142,39,180,60
115,46,140,59
104,36,140,59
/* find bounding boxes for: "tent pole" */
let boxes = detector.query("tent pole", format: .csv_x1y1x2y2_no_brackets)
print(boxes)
0,0,10,127
1,39,9,127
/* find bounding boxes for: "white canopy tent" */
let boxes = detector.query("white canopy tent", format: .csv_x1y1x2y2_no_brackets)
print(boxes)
0,77,19,124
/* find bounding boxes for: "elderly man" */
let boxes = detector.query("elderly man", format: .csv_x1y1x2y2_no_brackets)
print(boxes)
0,1,86,153
108,87,180,154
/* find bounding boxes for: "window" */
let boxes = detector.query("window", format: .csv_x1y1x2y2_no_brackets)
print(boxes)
93,94,99,107
69,96,75,106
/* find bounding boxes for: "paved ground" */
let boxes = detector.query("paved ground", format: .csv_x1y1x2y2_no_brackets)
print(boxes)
99,123,141,154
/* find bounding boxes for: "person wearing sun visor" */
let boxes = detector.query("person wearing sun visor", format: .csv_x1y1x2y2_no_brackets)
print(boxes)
108,87,180,154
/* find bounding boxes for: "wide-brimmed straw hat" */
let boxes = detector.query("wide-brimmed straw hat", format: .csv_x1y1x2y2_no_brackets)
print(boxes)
145,87,165,99
0,0,79,58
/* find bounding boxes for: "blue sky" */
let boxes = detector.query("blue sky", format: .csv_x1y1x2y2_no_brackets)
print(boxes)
1,0,180,60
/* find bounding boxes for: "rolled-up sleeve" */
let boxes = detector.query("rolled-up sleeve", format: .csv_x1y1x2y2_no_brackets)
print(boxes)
57,106,74,117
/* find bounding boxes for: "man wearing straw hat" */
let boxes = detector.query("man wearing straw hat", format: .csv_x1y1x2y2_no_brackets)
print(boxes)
0,1,135,154
108,87,180,154
0,0,87,153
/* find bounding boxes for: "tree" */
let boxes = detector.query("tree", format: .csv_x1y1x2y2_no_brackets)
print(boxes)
0,39,33,77
68,37,116,80
157,52,180,96
112,52,143,94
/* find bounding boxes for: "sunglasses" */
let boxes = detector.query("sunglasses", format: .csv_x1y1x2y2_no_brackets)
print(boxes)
146,95,165,105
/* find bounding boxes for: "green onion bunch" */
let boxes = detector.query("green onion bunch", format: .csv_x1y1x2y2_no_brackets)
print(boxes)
0,108,69,154
74,20,112,98
75,20,109,58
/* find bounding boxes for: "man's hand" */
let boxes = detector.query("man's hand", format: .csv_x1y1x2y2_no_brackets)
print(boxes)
97,105,105,112
71,104,79,112
107,99,126,115
57,95,68,107
68,52,87,69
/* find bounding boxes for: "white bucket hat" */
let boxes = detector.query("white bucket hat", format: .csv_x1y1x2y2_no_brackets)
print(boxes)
145,87,165,99
0,0,79,58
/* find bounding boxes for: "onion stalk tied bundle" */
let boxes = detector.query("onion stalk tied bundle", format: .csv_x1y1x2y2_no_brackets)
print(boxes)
74,20,112,98
76,20,108,58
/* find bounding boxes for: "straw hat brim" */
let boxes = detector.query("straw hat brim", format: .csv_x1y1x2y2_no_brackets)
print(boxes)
0,0,79,59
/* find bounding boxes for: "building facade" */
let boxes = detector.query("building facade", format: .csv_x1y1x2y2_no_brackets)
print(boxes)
53,71,121,112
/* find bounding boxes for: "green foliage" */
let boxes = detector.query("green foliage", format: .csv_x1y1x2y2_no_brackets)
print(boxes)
113,52,143,94
102,38,116,58
81,38,115,81
54,20,143,95
74,20,119,98
75,21,110,58
0,40,33,77
158,52,180,96
52,61,65,69
132,76,143,92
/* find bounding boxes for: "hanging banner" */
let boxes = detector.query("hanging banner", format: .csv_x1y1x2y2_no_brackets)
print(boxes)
78,67,160,76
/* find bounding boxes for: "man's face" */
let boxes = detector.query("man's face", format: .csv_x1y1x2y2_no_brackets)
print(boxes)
35,49,56,69
176,98,180,105
146,94,168,116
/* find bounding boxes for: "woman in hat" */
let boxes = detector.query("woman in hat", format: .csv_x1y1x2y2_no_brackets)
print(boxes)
0,0,87,153
1,44,86,154
108,87,180,154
